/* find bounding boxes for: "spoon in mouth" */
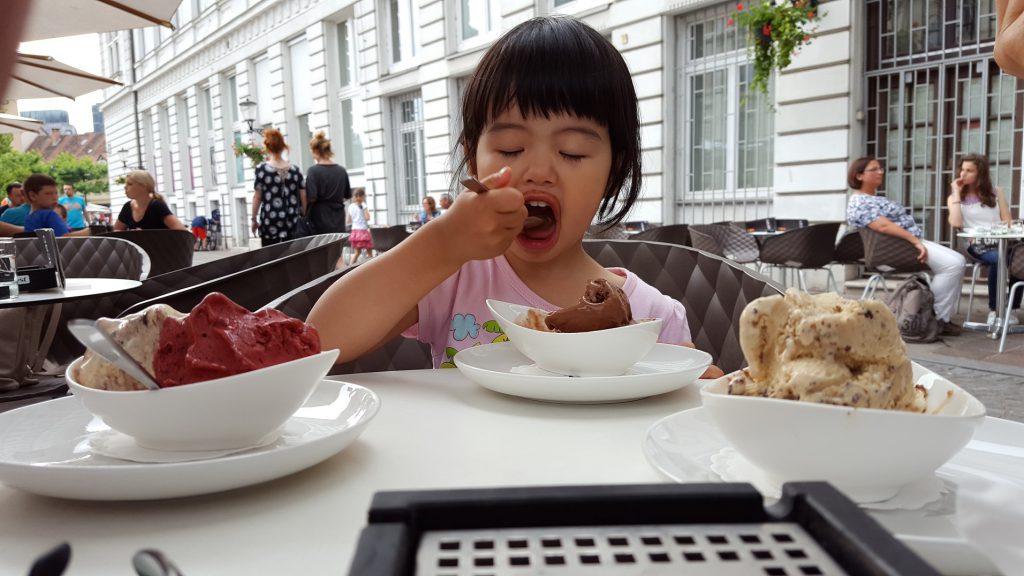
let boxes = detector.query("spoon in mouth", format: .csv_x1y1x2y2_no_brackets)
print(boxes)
67,319,161,391
461,176,547,230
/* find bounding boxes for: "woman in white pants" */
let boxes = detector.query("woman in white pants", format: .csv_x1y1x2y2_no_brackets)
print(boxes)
846,157,966,335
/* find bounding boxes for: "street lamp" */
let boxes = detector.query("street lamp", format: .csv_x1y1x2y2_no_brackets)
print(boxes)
118,148,129,169
238,98,263,136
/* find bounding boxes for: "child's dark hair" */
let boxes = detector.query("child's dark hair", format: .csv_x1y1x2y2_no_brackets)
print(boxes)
352,187,366,199
454,16,641,225
23,173,57,194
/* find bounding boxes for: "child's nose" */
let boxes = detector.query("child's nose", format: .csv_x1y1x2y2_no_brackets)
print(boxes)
521,156,557,187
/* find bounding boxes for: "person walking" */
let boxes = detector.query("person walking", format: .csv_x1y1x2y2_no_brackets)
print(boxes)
346,187,373,265
250,128,306,247
305,131,351,235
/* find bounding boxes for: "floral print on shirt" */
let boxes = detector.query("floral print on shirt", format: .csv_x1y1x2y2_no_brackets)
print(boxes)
846,193,923,238
438,315,508,368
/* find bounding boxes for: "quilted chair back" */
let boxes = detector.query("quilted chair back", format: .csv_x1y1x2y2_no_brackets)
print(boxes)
859,228,929,273
833,231,865,265
15,236,149,279
100,229,195,277
370,225,412,253
690,224,760,264
583,239,782,373
267,266,434,374
632,224,691,247
1011,242,1024,279
117,234,345,318
757,222,842,269
688,226,722,256
13,236,150,366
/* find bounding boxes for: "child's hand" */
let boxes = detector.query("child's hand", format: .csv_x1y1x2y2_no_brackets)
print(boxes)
439,166,525,262
680,341,725,379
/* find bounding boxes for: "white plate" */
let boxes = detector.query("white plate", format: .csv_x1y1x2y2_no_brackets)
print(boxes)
454,342,710,403
0,380,380,500
643,407,1022,576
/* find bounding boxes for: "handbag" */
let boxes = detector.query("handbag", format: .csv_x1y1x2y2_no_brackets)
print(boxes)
293,215,316,238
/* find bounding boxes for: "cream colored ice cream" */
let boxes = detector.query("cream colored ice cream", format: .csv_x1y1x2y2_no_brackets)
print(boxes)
75,304,185,391
727,290,926,412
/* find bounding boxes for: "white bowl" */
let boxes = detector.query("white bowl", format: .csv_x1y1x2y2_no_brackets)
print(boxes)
67,349,340,452
486,299,663,377
700,363,986,503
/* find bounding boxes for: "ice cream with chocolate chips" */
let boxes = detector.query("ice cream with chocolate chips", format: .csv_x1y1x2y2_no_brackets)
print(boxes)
727,290,926,412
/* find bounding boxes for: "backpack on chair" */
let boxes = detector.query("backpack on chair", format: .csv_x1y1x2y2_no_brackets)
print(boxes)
886,275,939,343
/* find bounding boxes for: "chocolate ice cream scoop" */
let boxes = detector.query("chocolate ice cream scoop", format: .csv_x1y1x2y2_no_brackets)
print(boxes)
544,278,632,332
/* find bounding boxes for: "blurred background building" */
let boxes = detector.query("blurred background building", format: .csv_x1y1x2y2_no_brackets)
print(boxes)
99,0,1022,248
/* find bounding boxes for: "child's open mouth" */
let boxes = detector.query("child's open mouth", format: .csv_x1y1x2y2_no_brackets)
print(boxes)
518,199,558,250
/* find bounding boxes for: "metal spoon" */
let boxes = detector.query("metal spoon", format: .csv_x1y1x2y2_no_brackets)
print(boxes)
461,176,546,229
67,319,161,391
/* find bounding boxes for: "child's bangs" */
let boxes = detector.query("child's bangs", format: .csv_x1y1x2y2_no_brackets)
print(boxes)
482,30,616,126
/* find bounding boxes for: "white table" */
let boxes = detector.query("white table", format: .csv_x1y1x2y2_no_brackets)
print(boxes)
957,230,1024,338
0,278,141,309
0,369,1013,575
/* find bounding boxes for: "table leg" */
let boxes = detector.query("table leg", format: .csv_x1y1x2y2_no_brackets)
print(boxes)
992,239,1009,339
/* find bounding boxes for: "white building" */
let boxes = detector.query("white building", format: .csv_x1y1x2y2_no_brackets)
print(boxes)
100,0,1021,249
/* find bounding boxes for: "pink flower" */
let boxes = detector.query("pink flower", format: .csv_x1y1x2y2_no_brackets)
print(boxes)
762,24,772,37
727,17,735,26
736,3,744,10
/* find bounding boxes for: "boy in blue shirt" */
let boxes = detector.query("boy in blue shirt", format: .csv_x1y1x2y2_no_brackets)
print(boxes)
23,174,90,237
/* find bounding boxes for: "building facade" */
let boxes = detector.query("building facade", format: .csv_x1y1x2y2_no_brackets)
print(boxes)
99,0,1021,249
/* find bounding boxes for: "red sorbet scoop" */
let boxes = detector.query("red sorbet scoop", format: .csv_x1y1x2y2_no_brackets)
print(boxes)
154,292,321,387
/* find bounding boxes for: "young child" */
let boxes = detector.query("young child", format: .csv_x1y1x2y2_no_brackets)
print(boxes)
22,174,89,237
310,17,721,376
346,187,373,266
53,203,68,222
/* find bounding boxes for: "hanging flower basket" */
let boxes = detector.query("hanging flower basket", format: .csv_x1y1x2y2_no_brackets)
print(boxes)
114,175,126,185
730,0,823,98
232,141,266,169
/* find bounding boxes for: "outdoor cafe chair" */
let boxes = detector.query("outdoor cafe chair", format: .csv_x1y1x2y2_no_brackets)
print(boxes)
631,223,690,247
370,225,412,255
269,239,782,375
998,243,1024,353
100,229,195,277
858,228,930,299
757,222,842,292
116,233,344,320
689,224,760,266
775,218,809,231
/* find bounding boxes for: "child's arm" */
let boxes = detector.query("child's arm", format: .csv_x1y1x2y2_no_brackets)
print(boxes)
309,167,523,362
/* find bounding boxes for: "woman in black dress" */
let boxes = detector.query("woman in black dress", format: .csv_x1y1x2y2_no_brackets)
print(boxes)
113,170,186,231
305,131,351,234
250,128,306,247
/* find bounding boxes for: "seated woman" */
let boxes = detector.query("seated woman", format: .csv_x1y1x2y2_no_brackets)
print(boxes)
947,154,1021,325
417,195,440,225
846,157,966,335
113,170,186,231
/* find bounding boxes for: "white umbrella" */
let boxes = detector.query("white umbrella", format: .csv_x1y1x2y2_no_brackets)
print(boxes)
7,52,120,101
86,203,111,214
0,112,43,134
20,0,182,42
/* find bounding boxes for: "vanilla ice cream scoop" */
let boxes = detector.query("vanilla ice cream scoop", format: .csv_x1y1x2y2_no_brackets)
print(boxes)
728,290,925,412
76,304,185,391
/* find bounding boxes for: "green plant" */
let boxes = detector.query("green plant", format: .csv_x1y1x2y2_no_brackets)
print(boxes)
232,141,266,169
731,0,823,98
114,175,126,185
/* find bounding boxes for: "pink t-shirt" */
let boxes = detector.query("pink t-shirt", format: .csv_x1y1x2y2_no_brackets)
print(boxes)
403,256,692,368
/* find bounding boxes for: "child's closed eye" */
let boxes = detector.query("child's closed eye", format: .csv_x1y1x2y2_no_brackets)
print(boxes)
498,149,523,158
560,152,586,162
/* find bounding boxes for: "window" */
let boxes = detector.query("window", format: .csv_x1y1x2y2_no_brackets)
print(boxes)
387,0,418,66
254,57,273,126
201,87,217,186
676,7,774,224
225,76,244,184
391,91,425,212
458,0,496,44
337,20,354,87
297,114,313,171
289,38,313,169
340,99,364,169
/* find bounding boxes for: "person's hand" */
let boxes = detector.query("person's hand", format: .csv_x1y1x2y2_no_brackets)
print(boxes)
680,342,725,379
436,166,525,263
951,177,964,196
250,218,259,236
913,240,928,263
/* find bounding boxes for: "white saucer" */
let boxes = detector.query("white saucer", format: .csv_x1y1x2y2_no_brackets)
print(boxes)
643,407,1022,576
454,342,710,403
0,380,380,500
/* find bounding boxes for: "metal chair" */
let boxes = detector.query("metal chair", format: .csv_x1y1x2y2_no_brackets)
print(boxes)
757,222,842,291
858,228,930,299
268,240,782,375
998,243,1024,352
632,224,690,247
100,229,195,277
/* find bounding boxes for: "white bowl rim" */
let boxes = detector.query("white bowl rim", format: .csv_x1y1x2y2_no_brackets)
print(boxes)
486,298,664,334
700,370,986,420
67,348,340,395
